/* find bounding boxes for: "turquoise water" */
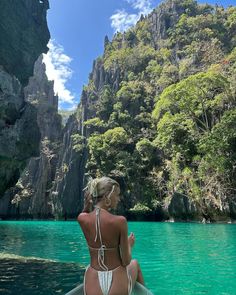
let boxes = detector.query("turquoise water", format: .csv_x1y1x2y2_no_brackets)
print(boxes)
0,221,236,295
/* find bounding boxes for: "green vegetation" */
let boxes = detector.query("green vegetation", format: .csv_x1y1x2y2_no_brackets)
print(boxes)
73,0,236,217
59,109,76,126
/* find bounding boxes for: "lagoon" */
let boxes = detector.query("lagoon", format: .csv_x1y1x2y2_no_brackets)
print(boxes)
0,221,236,295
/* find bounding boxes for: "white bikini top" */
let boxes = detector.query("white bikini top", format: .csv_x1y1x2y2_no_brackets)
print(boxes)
85,206,132,295
88,206,119,271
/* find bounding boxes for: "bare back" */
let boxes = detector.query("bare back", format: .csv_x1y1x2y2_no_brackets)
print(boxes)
78,208,132,295
79,209,124,270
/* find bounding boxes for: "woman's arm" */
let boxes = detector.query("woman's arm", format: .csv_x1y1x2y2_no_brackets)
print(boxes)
119,216,135,266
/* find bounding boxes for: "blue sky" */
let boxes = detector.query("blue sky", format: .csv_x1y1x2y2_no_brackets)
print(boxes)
45,0,235,110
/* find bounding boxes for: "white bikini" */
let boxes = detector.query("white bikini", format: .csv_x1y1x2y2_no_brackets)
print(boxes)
83,207,132,295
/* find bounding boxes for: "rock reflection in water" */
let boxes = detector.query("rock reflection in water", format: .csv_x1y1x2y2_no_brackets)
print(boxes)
0,256,84,295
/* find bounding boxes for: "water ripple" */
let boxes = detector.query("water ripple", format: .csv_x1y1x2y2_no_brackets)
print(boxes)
0,221,236,294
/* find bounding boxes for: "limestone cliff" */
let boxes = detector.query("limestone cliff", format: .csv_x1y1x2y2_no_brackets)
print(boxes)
1,0,235,222
61,0,236,223
50,113,86,219
148,0,200,46
0,0,50,199
0,56,62,218
0,0,50,86
46,54,122,219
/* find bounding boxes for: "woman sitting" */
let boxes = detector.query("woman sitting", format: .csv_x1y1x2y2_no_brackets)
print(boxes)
77,176,144,295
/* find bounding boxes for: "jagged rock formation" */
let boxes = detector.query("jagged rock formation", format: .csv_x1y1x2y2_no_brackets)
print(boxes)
45,54,123,219
46,52,125,219
1,0,235,222
90,58,121,93
166,193,236,222
0,0,50,86
0,56,62,219
149,0,188,46
166,192,201,221
50,113,85,219
63,0,236,222
0,68,40,195
0,56,92,219
48,53,125,218
0,0,50,199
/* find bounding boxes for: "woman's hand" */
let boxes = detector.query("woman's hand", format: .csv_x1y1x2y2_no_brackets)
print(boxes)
128,232,135,248
82,191,93,213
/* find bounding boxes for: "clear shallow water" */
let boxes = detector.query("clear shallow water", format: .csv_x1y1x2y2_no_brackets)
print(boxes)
0,221,236,295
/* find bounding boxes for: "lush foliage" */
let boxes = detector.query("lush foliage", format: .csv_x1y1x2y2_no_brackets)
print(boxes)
73,0,236,216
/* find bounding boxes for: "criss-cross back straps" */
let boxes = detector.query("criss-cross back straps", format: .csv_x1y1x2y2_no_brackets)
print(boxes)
94,207,103,244
94,207,109,271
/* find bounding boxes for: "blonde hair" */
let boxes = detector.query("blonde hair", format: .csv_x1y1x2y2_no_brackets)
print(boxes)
85,176,119,203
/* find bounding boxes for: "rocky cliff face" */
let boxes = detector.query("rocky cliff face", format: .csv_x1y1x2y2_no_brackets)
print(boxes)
50,49,123,218
165,192,236,223
50,113,86,219
0,0,125,219
0,56,62,219
47,55,122,219
148,0,197,48
0,0,50,86
1,0,235,222
0,0,50,199
90,56,121,93
47,2,193,220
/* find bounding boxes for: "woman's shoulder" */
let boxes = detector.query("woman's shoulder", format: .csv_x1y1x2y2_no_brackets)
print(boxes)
116,215,127,222
110,214,127,228
77,212,90,224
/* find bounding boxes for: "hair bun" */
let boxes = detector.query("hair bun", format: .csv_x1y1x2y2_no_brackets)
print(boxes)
87,177,99,198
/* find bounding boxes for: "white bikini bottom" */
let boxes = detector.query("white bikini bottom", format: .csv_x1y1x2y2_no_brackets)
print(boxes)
83,265,132,295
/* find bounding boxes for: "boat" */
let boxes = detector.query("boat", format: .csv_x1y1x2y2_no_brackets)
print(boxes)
65,282,154,295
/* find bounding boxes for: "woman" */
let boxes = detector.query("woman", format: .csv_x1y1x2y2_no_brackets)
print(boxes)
77,176,144,295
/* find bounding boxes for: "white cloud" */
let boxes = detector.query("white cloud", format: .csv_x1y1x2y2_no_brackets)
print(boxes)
127,0,153,15
110,0,153,32
111,10,138,33
43,40,77,109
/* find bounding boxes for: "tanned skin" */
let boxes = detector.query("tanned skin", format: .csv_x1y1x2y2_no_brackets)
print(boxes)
77,186,144,295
